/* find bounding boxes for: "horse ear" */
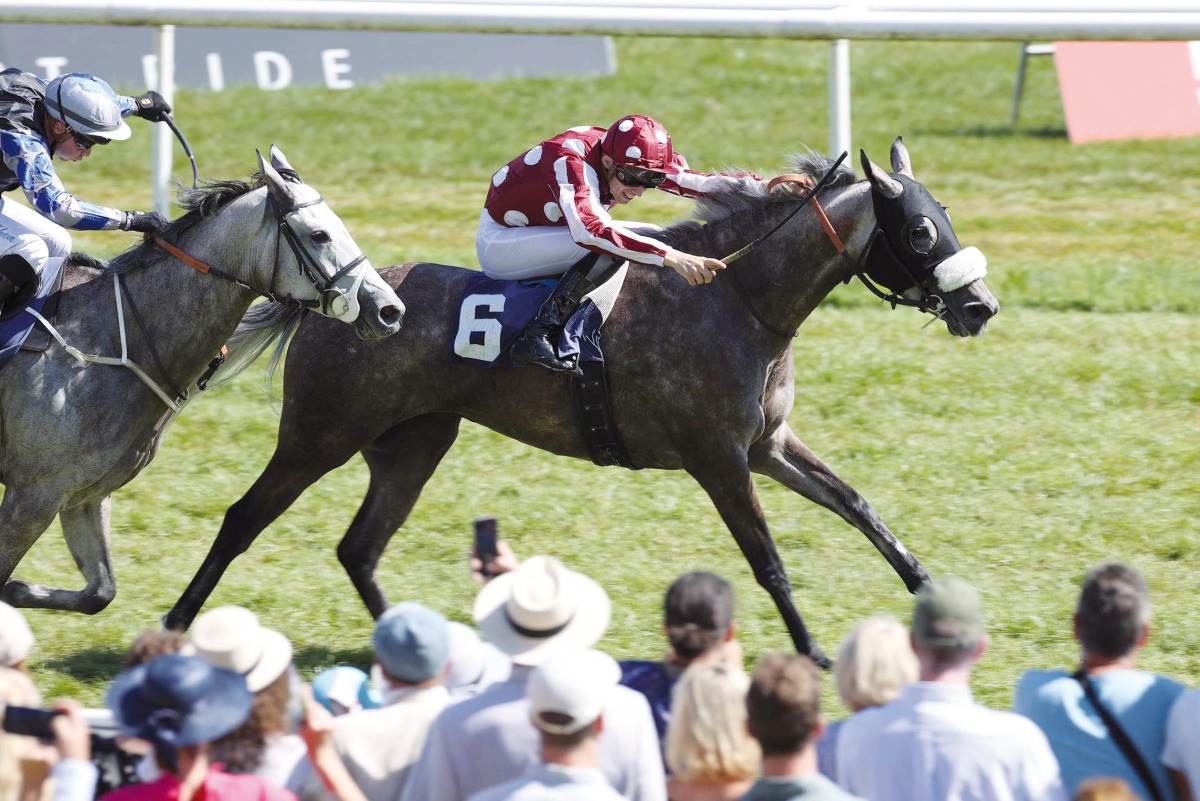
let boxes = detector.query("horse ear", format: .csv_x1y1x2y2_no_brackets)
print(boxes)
257,149,300,208
890,136,914,179
860,149,903,199
269,145,302,182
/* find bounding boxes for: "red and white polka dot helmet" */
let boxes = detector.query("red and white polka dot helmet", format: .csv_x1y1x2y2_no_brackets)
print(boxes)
601,114,674,172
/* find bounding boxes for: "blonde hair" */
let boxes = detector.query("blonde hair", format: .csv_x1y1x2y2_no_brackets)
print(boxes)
665,663,760,783
1073,778,1139,801
835,615,918,711
0,667,44,801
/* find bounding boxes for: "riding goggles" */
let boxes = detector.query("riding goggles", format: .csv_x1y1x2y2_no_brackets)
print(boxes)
614,164,667,189
68,128,111,150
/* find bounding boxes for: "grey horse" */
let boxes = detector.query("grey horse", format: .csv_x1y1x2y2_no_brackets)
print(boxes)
0,147,403,614
166,139,998,665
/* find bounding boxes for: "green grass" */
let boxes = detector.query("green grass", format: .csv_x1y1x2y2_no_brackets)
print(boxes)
9,37,1199,716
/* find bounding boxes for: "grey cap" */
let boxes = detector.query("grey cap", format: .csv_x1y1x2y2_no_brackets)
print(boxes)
373,602,451,683
911,578,985,650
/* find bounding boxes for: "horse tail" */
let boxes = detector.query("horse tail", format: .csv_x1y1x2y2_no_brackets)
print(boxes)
206,302,304,392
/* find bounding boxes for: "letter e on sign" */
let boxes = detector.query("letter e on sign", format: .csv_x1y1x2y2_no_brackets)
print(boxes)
322,49,354,89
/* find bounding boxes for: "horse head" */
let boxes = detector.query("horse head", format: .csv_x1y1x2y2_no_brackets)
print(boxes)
859,137,998,337
256,146,403,341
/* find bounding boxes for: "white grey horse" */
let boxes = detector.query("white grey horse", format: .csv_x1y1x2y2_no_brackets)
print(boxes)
0,147,403,613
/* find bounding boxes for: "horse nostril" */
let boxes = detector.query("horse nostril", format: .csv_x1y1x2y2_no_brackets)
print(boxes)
380,304,403,325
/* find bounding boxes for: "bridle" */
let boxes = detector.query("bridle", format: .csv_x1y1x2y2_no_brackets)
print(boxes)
153,189,370,322
721,153,966,337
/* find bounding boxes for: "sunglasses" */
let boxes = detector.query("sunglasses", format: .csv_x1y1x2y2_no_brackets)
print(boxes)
614,164,666,189
68,128,110,150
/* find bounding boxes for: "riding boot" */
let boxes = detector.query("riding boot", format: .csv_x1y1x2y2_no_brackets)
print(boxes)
0,274,16,305
509,260,600,374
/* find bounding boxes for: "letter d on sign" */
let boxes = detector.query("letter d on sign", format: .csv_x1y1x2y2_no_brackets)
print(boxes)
254,51,293,90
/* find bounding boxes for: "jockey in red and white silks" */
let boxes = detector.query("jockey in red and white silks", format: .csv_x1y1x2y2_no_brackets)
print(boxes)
478,114,763,287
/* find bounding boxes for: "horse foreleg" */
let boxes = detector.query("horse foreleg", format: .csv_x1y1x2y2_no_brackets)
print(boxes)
339,414,462,619
748,423,930,594
0,484,76,608
164,455,340,631
683,441,832,668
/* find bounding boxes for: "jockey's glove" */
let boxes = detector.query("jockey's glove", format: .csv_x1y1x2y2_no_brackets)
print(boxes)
121,210,168,234
132,91,172,122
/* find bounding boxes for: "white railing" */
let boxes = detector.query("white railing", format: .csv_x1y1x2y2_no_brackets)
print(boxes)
3,1,1195,210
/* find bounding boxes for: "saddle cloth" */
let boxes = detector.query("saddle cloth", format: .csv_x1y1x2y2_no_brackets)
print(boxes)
450,263,628,368
0,255,65,370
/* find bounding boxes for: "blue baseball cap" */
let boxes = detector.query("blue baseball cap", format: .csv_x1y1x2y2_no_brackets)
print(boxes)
372,602,450,684
312,665,379,715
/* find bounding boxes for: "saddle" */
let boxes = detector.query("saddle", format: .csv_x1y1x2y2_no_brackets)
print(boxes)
0,256,66,369
451,268,638,470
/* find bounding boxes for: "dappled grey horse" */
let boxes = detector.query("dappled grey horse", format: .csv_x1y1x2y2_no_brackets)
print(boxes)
0,147,403,613
167,139,997,665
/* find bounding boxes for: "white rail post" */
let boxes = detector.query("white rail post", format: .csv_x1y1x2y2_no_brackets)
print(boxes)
829,38,851,158
152,24,175,215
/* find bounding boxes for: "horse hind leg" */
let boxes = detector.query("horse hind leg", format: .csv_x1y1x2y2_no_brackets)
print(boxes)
1,489,115,613
748,423,931,594
338,413,462,619
682,439,832,668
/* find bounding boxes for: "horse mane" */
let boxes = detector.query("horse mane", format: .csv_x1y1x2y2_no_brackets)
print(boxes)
97,170,294,275
658,150,860,248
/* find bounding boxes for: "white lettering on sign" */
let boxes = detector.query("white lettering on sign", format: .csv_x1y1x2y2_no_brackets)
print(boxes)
35,57,69,79
253,51,293,90
321,48,354,89
454,294,506,362
207,53,226,92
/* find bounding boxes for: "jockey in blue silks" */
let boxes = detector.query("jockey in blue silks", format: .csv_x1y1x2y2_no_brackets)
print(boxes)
0,69,173,308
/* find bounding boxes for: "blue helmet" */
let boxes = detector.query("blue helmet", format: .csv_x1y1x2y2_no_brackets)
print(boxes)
44,73,131,141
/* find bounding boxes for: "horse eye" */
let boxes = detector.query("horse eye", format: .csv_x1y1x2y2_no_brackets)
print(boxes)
904,216,938,255
311,230,331,244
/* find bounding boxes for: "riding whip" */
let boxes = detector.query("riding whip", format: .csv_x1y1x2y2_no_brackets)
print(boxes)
162,113,199,190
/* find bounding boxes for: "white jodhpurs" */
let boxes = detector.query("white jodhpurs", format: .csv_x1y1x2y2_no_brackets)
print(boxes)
0,196,71,276
476,210,659,281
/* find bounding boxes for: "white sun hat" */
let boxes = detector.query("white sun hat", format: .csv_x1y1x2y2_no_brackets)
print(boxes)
191,605,293,692
473,555,611,667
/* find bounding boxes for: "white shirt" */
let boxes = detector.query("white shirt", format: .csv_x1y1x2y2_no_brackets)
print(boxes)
836,682,1067,801
466,763,626,801
1162,689,1200,789
400,665,665,801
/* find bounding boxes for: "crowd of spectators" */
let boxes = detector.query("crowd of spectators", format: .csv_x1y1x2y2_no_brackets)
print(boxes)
0,552,1196,801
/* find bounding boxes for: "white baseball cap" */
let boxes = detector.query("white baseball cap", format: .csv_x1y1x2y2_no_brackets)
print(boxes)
526,647,620,735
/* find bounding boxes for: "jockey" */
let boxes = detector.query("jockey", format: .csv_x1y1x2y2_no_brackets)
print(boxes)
478,114,764,374
0,69,173,309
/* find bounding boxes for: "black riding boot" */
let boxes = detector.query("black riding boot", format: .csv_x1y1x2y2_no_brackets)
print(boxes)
509,265,598,374
0,274,16,305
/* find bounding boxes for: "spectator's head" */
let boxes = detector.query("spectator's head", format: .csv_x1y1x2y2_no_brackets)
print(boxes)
474,556,611,666
444,621,511,697
666,662,759,785
1074,563,1150,660
910,578,987,673
747,653,822,758
312,666,379,716
0,602,34,672
126,628,191,668
663,571,736,664
191,605,293,692
835,615,918,712
527,648,620,752
1073,777,1139,801
107,653,252,774
373,602,451,685
190,605,297,773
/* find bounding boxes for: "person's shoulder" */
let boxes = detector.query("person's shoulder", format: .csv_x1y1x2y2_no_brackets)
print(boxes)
1014,668,1075,703
208,768,299,801
464,774,525,801
619,659,670,687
